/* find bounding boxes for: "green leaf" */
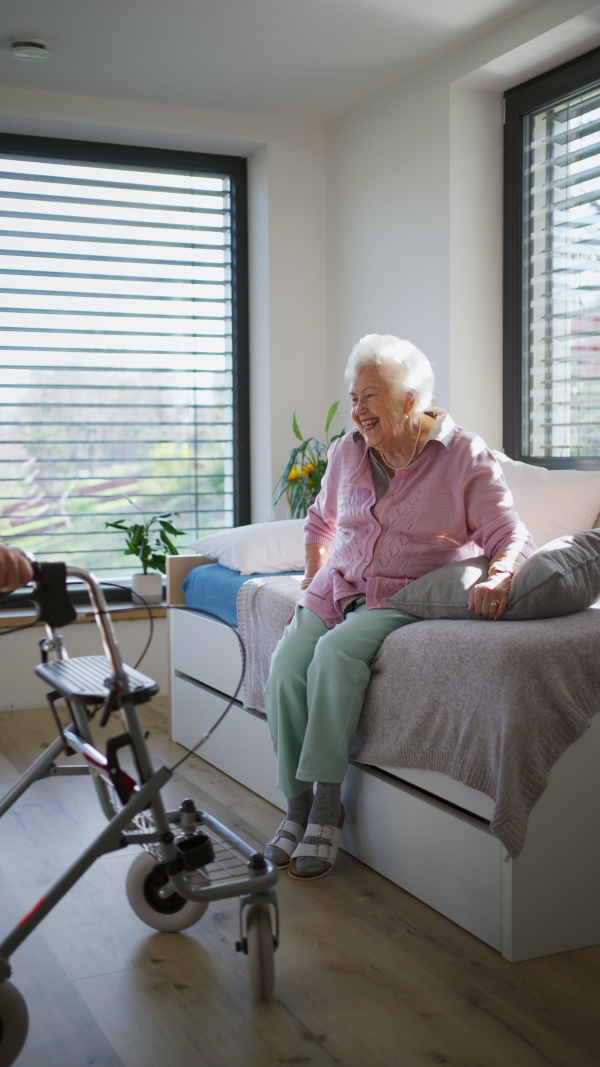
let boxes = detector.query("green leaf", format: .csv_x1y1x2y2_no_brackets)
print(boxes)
292,412,303,441
130,526,144,549
271,481,287,506
159,519,184,537
324,401,338,434
159,531,179,555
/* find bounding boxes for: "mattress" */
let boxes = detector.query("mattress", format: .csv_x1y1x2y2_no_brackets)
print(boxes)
182,562,301,626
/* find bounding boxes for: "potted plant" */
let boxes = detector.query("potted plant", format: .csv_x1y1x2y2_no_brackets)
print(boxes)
105,501,185,604
272,403,344,519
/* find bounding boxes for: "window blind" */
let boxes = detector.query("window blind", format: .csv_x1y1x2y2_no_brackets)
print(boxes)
0,139,248,578
523,80,600,459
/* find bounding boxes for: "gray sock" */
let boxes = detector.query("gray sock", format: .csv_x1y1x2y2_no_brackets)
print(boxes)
264,788,313,866
287,788,314,826
295,782,342,875
309,781,342,826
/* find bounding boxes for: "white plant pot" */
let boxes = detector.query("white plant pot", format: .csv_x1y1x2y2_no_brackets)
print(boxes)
131,572,163,605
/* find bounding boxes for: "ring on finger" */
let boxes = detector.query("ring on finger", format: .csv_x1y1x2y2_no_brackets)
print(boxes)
490,598,501,607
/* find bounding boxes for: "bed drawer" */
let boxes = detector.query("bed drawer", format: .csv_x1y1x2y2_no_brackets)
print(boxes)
170,608,243,698
378,765,495,820
342,764,503,950
171,675,283,809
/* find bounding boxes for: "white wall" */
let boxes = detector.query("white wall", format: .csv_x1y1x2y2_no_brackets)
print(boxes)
326,1,600,447
328,69,451,417
1,616,168,711
449,85,504,444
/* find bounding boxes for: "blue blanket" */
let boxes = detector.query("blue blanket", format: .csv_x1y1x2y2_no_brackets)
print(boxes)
182,562,301,627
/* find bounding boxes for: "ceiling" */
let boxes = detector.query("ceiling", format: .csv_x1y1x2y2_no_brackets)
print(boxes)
0,0,543,121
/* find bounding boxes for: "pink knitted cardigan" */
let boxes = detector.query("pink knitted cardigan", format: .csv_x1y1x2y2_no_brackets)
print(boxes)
300,412,535,627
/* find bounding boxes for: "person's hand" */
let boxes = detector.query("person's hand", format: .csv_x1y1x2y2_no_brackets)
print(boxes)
468,573,512,620
284,572,315,627
0,548,34,594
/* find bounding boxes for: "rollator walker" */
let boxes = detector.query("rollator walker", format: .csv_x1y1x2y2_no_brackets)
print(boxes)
0,562,279,1067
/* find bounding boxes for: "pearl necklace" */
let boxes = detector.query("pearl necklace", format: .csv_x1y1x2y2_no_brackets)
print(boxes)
376,415,422,471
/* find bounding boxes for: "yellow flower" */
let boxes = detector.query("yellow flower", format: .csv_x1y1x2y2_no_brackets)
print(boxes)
287,465,302,482
302,462,315,475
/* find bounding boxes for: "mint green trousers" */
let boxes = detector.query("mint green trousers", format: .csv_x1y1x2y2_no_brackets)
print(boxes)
264,602,420,798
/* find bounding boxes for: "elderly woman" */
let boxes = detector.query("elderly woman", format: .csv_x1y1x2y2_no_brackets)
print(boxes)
264,334,535,881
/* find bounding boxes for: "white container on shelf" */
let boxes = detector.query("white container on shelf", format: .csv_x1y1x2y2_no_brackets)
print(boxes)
131,572,163,605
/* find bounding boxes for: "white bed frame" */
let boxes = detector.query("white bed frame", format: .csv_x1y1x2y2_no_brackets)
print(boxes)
167,555,600,962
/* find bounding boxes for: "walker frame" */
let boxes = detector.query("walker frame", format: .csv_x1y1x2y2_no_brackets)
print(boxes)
0,563,279,1066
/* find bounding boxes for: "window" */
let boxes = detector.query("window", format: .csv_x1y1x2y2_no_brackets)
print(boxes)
504,47,600,468
0,134,249,579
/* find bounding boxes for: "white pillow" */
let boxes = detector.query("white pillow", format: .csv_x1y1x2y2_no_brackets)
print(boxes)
493,451,600,547
187,519,305,575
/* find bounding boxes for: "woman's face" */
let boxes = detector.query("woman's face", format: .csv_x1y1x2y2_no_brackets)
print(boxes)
349,365,412,453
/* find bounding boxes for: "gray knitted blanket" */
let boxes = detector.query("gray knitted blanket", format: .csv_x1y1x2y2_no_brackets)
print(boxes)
237,575,600,857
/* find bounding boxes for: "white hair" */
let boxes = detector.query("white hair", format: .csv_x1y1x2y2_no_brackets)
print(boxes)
345,334,435,413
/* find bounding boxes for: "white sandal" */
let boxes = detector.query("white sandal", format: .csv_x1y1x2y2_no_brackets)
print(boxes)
288,808,345,881
264,818,306,869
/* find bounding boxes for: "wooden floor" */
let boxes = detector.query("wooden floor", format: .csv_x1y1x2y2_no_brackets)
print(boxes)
1,699,599,1067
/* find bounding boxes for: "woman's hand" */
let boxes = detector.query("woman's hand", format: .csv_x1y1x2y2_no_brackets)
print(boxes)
468,573,512,620
285,574,313,627
0,547,34,594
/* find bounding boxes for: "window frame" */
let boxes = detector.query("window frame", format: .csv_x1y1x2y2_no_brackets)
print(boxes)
0,132,251,583
503,45,600,470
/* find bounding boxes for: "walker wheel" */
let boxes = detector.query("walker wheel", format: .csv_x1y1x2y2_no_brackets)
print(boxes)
0,981,29,1067
245,904,276,1000
126,850,209,932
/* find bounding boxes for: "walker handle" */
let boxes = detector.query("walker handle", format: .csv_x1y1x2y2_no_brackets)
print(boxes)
30,562,77,629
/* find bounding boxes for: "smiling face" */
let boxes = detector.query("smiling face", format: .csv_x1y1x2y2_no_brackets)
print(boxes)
349,364,413,454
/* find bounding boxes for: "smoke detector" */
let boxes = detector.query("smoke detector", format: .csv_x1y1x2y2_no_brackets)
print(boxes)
10,38,50,61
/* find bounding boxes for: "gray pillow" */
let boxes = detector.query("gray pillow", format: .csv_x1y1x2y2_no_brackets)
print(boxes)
504,530,600,620
386,555,489,620
386,530,600,621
